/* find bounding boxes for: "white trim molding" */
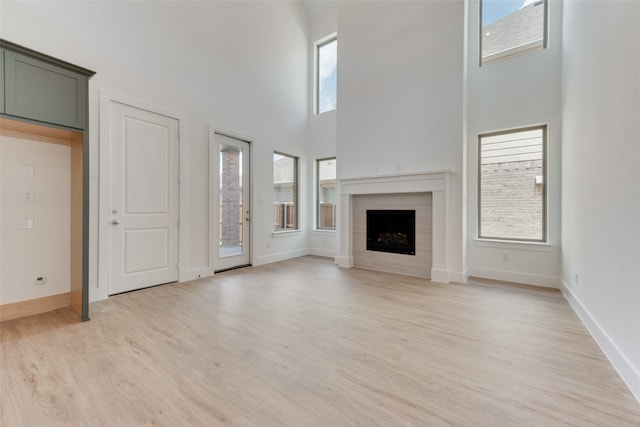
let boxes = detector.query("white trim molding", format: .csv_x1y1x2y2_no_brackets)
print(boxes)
468,266,561,288
336,170,452,284
562,281,640,402
255,248,309,266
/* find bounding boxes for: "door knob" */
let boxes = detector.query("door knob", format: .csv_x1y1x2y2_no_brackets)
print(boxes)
112,209,119,214
111,220,120,225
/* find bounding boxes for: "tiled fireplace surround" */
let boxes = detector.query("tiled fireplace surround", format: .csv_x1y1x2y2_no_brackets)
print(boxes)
335,171,452,284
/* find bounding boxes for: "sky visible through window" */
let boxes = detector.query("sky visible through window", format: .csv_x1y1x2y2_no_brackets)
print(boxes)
318,38,337,114
483,0,536,26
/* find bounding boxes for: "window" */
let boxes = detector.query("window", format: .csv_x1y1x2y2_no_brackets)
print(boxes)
480,0,547,65
273,152,298,231
316,35,337,114
317,158,336,230
479,125,546,241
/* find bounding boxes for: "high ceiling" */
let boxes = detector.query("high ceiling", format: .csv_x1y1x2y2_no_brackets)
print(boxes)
299,0,337,21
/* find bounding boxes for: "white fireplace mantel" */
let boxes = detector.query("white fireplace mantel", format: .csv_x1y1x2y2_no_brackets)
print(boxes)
335,170,452,284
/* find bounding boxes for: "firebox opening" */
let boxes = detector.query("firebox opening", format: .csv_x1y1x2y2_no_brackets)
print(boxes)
366,210,416,255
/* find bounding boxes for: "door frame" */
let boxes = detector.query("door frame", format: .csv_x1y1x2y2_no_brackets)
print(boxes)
98,91,187,301
208,124,254,272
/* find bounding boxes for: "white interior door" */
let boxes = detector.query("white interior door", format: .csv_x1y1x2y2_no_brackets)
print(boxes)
109,102,179,294
214,133,250,271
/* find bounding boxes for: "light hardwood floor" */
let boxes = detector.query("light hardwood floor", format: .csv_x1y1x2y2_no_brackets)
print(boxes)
1,256,639,426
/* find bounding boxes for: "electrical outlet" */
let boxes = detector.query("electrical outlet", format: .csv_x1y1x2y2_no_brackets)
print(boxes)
22,189,34,202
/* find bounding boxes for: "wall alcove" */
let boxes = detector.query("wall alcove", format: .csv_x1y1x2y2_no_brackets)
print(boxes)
0,39,94,322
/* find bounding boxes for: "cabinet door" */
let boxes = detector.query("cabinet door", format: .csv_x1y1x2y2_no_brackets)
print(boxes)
4,51,86,129
0,50,4,113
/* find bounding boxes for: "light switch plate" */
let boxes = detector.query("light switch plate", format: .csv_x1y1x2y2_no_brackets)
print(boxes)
21,164,35,177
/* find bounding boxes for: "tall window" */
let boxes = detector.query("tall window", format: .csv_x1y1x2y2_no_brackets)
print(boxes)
316,35,337,114
317,158,336,230
479,125,546,241
480,0,547,65
273,152,298,231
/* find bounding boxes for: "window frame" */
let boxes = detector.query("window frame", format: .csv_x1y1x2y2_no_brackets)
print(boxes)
314,33,337,114
316,157,337,231
477,124,547,243
479,0,548,66
273,151,299,232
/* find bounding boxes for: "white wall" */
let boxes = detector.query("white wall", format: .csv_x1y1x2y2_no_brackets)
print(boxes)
561,0,640,399
0,134,71,304
0,1,310,298
306,2,338,258
465,0,562,287
336,0,466,279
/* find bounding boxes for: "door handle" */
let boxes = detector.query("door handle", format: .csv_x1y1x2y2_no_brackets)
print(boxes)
111,220,120,225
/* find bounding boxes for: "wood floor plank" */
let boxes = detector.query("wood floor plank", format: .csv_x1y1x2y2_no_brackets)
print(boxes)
1,256,639,426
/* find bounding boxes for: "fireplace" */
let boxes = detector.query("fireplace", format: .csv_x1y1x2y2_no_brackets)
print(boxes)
366,210,416,255
336,171,452,283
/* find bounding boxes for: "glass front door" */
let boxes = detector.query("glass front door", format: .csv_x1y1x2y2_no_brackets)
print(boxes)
214,133,250,271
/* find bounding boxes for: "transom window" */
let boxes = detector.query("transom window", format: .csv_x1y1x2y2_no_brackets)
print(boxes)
316,35,337,114
479,125,546,241
480,0,548,65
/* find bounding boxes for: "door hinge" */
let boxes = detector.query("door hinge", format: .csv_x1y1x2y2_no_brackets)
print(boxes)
177,174,181,183
177,218,180,227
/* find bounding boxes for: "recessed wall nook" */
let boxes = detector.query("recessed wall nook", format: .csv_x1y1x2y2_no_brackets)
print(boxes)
0,39,94,322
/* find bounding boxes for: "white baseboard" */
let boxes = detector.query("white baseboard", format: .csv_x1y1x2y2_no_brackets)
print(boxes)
334,255,353,268
308,248,335,258
467,266,561,288
561,281,640,403
89,287,101,302
254,249,309,266
430,268,450,284
448,270,468,284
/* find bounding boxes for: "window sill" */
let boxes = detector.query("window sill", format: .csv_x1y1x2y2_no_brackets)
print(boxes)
312,228,335,234
272,229,302,238
474,238,552,252
314,108,336,116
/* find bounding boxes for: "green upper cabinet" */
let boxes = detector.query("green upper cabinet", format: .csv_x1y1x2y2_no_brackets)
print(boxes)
3,50,87,129
0,50,4,114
